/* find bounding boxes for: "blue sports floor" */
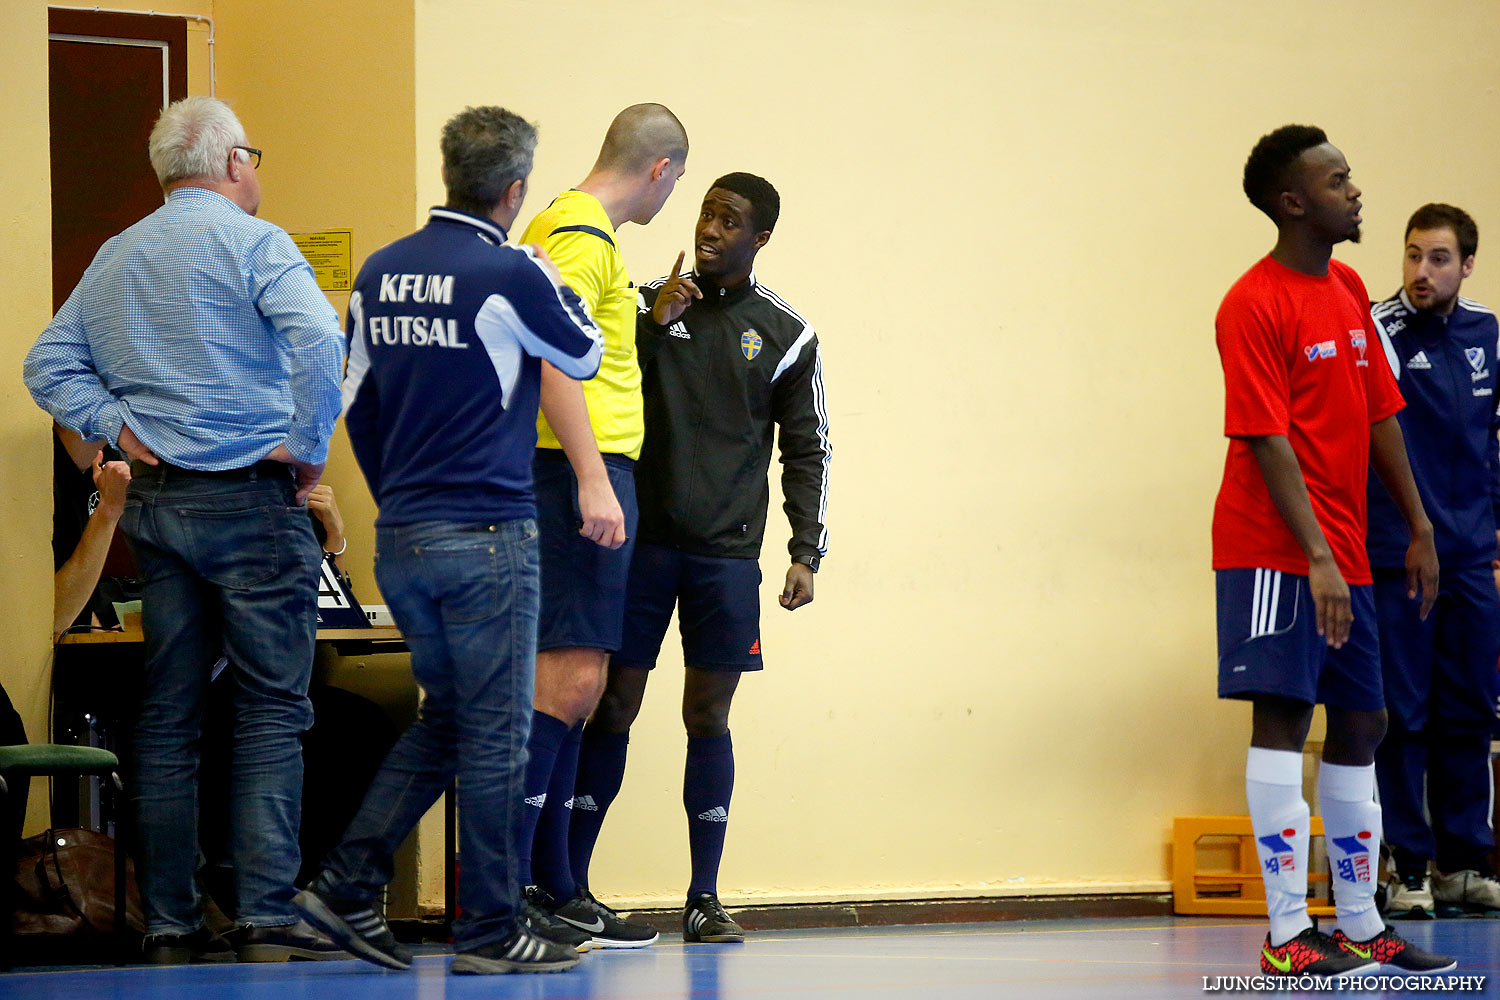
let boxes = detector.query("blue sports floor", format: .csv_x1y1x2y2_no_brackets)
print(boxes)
2,917,1497,999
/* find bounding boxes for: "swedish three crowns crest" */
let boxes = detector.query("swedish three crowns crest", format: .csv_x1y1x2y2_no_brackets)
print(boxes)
740,329,762,360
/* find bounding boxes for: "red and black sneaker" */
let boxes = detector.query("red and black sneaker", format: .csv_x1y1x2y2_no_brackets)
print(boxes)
1331,927,1457,973
1260,928,1379,976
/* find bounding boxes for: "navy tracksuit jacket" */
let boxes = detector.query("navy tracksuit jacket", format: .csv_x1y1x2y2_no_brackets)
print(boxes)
1366,288,1500,875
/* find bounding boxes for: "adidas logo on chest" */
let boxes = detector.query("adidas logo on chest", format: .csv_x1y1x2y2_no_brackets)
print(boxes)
1407,350,1432,370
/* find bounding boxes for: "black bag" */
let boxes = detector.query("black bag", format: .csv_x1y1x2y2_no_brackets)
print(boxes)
9,827,142,939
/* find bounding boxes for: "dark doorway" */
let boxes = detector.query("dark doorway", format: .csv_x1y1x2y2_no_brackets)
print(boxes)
49,8,187,311
47,10,187,581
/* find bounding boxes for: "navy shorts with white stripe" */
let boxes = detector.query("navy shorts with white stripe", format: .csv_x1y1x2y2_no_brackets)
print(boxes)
1215,568,1384,711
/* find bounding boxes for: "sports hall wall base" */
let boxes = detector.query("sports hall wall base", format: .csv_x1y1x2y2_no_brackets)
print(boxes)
396,892,1173,941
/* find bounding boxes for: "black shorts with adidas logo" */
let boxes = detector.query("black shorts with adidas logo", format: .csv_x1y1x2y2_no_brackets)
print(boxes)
614,541,763,672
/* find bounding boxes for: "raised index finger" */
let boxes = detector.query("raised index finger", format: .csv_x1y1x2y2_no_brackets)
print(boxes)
670,250,684,280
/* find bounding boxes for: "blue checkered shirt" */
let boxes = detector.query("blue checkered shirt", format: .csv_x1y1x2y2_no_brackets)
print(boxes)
23,187,345,468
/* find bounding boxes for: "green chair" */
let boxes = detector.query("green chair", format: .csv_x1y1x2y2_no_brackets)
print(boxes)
0,743,129,967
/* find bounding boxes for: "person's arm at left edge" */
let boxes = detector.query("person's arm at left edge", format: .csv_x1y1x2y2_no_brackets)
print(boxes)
53,448,130,639
249,231,347,501
770,328,831,611
1370,415,1439,618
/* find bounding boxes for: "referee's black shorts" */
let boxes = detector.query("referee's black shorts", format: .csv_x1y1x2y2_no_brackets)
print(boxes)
533,449,638,653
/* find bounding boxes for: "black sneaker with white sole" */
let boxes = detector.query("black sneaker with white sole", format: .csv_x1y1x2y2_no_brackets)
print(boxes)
450,924,581,975
294,886,412,971
523,900,593,953
529,885,658,948
683,893,745,943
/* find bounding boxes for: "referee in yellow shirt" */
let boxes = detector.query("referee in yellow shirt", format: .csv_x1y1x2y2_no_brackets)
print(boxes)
517,103,687,949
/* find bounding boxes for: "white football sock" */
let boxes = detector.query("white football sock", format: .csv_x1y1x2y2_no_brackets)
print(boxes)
1247,747,1312,946
1318,761,1384,942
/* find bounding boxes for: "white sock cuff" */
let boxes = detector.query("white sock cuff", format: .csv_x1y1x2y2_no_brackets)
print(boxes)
1247,747,1302,786
1318,762,1375,802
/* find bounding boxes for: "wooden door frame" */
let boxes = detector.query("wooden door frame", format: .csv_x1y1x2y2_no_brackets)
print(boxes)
48,7,188,101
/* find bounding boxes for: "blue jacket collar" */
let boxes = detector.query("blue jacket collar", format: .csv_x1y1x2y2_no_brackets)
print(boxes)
428,206,508,245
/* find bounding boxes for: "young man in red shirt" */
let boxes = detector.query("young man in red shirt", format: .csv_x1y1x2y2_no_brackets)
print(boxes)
1214,124,1453,976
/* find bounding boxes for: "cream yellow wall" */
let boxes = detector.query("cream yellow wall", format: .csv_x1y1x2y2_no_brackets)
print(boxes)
214,0,416,609
415,0,1500,905
1,2,63,835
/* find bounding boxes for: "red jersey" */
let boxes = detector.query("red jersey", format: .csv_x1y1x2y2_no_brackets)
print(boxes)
1212,256,1403,584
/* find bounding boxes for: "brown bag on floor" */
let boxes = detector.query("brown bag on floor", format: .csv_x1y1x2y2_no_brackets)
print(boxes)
10,828,143,938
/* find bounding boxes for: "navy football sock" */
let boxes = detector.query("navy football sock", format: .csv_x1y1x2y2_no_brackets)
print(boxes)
568,726,631,890
518,711,569,887
684,731,734,899
533,720,583,901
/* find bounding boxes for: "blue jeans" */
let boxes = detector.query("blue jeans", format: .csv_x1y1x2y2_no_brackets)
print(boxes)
119,464,320,934
314,518,539,950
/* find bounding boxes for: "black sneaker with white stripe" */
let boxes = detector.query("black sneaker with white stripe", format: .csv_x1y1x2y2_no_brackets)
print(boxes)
523,900,593,953
293,886,412,971
683,893,745,943
529,885,659,948
450,924,581,975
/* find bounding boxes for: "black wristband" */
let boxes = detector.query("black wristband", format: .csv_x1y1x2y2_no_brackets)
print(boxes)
792,554,820,573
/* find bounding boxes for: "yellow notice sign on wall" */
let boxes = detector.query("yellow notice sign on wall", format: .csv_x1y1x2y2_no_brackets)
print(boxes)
290,229,353,292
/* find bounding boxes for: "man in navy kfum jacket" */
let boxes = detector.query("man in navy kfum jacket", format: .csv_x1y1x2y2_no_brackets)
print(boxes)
1367,203,1500,919
294,106,603,977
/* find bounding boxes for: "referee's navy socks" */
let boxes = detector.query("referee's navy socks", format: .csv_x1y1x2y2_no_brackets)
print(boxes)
533,720,584,902
684,731,734,899
518,710,569,887
569,726,631,891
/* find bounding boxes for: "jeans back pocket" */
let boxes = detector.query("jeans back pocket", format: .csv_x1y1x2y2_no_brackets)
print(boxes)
179,505,281,589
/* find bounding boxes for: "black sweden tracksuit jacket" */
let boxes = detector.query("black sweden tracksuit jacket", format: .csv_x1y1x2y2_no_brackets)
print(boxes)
635,271,830,563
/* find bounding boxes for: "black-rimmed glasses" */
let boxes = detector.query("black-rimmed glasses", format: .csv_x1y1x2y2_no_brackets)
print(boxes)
233,145,262,169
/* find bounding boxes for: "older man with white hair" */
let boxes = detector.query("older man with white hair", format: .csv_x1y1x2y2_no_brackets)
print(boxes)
24,96,345,964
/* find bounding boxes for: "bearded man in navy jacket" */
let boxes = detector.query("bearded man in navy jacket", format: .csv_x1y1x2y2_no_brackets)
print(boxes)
1367,202,1500,919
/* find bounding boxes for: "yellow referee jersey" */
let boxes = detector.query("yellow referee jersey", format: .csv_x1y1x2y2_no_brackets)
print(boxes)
519,190,643,459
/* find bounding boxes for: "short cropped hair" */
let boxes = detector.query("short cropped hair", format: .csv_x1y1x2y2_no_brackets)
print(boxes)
594,103,688,174
1406,203,1478,260
1242,124,1329,220
441,106,538,217
148,96,248,187
710,172,780,233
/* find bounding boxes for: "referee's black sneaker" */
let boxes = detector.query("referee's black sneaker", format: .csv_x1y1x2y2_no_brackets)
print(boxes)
293,886,412,971
450,924,581,975
528,885,658,948
523,899,593,953
683,893,745,943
